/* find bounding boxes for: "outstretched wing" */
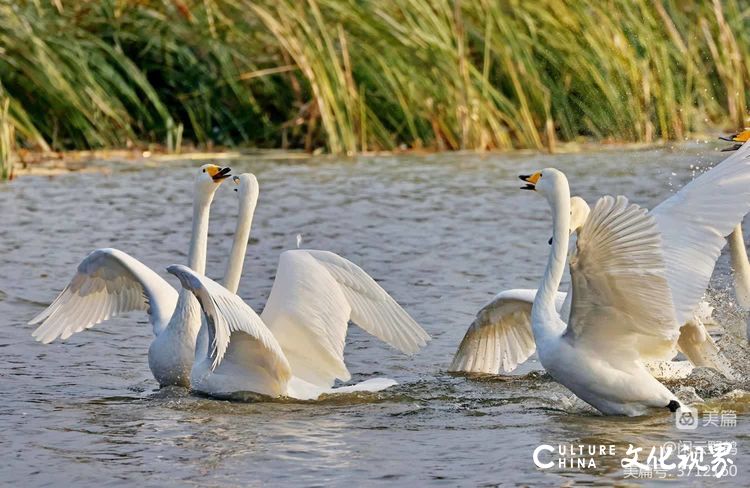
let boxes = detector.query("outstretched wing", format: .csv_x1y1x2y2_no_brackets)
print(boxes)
568,196,680,361
30,248,177,342
650,141,750,325
167,264,291,381
261,250,430,387
449,289,566,374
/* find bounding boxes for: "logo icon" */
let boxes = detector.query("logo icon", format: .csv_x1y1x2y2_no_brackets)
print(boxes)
675,406,699,430
533,444,555,469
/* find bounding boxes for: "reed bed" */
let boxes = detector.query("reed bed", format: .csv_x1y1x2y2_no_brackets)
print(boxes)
1,0,749,170
0,93,14,180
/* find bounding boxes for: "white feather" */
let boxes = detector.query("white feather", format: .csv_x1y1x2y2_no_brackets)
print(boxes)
30,248,177,341
651,141,750,325
262,250,430,387
449,289,565,374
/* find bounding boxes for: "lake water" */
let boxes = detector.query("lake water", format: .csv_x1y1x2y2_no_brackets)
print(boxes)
2,144,750,486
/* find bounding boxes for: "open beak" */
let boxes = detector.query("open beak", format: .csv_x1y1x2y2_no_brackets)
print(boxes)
719,129,750,150
212,166,232,181
721,143,743,152
519,172,541,190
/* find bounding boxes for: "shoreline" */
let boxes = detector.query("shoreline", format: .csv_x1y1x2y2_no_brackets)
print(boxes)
8,133,731,178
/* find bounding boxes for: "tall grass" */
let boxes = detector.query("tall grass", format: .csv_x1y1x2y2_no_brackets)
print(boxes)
1,0,750,165
0,94,14,180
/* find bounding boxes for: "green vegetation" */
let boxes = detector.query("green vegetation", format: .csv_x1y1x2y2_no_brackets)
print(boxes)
1,0,749,168
0,91,14,179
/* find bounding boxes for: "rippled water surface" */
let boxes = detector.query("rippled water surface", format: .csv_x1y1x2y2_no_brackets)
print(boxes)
3,145,750,486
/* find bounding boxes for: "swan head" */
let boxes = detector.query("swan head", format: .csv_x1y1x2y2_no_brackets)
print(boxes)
232,173,260,202
570,196,590,233
719,128,750,143
196,164,232,193
519,168,568,199
719,129,750,151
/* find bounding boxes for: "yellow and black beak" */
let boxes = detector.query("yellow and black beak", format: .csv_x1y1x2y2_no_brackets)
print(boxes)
519,172,541,190
207,165,232,181
719,129,750,151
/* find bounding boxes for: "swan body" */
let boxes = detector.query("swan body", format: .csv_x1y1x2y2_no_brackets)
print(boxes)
516,151,750,415
176,174,429,400
30,164,232,387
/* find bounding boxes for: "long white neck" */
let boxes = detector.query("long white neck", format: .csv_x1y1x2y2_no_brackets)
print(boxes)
532,182,571,341
728,224,750,308
222,189,258,294
163,187,217,341
188,191,216,275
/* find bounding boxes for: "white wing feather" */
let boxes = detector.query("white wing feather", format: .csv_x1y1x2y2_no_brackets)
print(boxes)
30,248,178,342
568,196,680,361
303,250,430,352
677,319,735,379
167,264,291,380
651,141,750,325
261,250,429,387
449,289,566,374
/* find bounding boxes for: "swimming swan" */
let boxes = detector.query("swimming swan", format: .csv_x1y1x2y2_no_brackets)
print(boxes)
170,174,430,400
511,155,750,416
29,164,232,387
451,195,734,380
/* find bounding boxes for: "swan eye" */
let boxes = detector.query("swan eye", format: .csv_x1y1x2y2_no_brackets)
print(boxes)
202,169,206,173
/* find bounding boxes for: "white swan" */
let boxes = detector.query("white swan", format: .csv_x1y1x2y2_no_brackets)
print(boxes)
511,155,750,415
29,164,232,387
451,195,734,380
171,174,430,400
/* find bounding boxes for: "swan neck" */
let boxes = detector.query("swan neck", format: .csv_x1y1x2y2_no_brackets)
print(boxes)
533,185,571,339
729,224,750,308
223,190,257,294
188,191,215,275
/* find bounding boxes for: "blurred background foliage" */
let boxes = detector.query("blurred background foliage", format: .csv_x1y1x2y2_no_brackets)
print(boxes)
1,0,749,160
